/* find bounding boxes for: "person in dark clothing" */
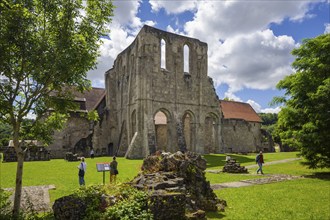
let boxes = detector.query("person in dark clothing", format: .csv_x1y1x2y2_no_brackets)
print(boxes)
110,156,118,183
256,151,264,174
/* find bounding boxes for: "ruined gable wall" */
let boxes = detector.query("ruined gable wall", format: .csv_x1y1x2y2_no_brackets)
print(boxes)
222,119,261,153
103,26,223,158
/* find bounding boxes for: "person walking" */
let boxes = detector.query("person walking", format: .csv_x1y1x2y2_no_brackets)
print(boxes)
256,151,264,174
110,156,118,184
90,149,95,159
78,157,87,186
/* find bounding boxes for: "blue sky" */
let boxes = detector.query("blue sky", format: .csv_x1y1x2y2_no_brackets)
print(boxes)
87,0,330,113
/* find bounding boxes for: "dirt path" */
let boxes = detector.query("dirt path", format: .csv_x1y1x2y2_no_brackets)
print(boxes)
207,157,301,174
211,174,302,190
244,157,301,169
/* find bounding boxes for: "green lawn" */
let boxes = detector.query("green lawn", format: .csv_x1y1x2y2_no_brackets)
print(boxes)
210,177,330,220
0,157,143,202
1,152,329,220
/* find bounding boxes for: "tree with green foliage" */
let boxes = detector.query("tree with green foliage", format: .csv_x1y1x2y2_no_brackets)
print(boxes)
0,0,114,216
273,34,330,168
259,113,278,126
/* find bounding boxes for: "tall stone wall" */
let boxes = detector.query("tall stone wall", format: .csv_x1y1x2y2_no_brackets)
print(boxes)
221,119,261,153
98,25,222,158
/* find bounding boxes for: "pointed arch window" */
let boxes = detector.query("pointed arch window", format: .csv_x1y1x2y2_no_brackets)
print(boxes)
161,39,166,69
184,44,189,74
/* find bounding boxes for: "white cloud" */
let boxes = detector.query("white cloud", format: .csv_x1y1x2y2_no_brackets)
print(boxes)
247,100,281,113
325,23,330,34
184,0,315,41
150,0,197,14
247,100,262,113
209,30,296,92
261,106,282,114
223,91,243,102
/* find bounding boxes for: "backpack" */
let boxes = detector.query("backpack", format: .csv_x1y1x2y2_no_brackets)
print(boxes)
255,155,260,163
78,163,85,176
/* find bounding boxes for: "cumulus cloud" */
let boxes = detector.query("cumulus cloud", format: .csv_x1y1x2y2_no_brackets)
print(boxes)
150,0,197,14
184,0,314,41
209,30,296,91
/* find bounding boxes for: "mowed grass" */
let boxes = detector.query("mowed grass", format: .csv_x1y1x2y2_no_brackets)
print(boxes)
1,152,329,220
210,177,330,220
207,159,330,220
0,157,143,202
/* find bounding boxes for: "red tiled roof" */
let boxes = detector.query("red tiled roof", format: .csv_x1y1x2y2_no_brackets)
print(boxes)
220,100,262,122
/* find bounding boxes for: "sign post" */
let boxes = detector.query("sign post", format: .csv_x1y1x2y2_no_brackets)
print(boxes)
96,163,110,185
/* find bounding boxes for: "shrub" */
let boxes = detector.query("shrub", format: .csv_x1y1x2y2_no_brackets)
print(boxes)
0,188,12,219
104,186,152,220
71,184,152,220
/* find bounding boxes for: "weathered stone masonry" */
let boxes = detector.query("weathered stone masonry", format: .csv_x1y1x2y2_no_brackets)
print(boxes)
93,25,223,158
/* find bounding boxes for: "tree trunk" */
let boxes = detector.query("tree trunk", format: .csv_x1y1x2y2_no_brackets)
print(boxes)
12,130,24,218
13,151,24,217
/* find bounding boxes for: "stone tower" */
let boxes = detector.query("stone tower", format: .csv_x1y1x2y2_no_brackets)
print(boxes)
95,25,223,158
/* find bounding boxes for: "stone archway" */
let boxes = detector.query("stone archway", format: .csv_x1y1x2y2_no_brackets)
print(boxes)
154,111,168,152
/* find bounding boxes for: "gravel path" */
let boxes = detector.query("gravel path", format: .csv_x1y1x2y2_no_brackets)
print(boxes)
244,157,302,169
211,174,302,190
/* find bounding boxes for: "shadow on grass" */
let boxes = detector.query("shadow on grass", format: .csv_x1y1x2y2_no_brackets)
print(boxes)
206,211,226,219
203,154,255,169
303,172,330,181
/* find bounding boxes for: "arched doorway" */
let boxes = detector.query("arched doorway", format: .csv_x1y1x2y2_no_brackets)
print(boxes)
154,111,168,152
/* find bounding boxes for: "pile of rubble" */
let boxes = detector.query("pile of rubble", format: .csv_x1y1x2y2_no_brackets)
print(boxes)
222,158,248,173
130,151,226,219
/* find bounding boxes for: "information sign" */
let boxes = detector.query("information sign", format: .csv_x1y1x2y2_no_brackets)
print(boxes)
96,163,110,184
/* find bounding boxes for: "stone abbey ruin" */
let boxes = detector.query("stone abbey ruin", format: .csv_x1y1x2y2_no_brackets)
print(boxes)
9,25,272,160
93,25,223,158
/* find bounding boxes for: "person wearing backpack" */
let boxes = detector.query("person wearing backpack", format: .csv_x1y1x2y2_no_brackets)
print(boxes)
256,151,264,174
78,157,87,186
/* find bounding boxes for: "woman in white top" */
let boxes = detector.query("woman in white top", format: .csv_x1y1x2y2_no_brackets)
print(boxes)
78,157,87,186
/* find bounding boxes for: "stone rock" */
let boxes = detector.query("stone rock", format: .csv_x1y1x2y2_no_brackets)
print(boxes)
186,210,206,220
222,159,248,173
132,151,227,218
52,195,86,220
